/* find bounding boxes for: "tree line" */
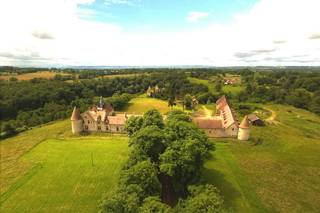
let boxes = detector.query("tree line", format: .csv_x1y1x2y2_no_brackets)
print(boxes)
0,72,210,138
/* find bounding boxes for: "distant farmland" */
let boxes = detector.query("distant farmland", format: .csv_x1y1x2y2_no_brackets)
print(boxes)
0,71,72,81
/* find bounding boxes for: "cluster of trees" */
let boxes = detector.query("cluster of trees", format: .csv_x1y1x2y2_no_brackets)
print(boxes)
237,71,320,114
100,109,224,212
0,71,212,137
0,76,149,137
188,69,320,115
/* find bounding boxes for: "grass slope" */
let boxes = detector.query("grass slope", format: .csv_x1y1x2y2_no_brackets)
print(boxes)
205,104,320,212
203,142,266,212
0,121,129,213
0,120,72,195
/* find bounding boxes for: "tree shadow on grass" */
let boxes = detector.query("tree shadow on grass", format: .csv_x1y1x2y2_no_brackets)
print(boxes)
201,167,242,211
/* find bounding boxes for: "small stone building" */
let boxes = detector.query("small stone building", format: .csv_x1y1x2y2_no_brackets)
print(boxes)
146,85,162,97
247,114,264,126
71,97,127,134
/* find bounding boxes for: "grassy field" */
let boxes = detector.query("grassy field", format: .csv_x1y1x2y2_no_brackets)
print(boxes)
102,73,148,79
188,77,245,95
0,71,72,81
1,104,319,212
188,77,217,93
205,104,320,212
203,142,266,212
0,121,129,213
123,95,184,115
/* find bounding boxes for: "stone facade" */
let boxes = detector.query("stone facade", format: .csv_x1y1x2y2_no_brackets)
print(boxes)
71,98,127,134
238,115,250,140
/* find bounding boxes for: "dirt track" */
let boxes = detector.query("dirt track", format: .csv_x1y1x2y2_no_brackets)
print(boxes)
264,107,280,125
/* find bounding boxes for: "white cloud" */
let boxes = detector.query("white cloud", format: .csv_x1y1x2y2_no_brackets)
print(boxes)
0,0,319,66
186,12,209,23
104,0,140,7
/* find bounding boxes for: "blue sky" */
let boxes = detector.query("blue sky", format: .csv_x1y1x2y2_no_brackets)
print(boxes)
80,0,258,32
0,0,319,66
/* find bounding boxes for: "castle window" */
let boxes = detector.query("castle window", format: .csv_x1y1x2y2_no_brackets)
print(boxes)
98,126,101,130
116,126,119,132
85,125,88,130
87,120,90,124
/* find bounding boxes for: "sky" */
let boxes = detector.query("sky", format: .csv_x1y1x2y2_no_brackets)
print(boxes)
0,0,319,67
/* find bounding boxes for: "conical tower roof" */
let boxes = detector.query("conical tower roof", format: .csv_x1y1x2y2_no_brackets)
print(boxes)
239,115,250,129
71,107,82,121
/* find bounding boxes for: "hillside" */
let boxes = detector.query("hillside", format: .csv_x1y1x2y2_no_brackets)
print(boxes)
0,121,129,212
204,104,320,212
1,104,320,212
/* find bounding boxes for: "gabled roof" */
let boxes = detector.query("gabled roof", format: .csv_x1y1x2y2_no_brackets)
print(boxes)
193,118,222,129
216,95,227,110
107,114,127,125
71,107,82,121
239,116,250,129
216,96,238,128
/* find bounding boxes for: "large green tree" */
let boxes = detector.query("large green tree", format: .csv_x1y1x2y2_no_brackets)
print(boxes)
139,197,171,213
120,160,162,199
129,126,166,163
176,184,224,213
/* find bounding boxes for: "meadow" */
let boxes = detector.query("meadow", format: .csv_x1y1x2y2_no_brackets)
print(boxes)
123,95,185,115
188,76,245,95
0,122,129,213
1,100,320,212
205,104,320,212
0,71,72,81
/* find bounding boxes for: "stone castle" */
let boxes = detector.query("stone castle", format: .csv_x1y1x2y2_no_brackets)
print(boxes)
71,95,250,140
71,97,127,134
193,96,250,140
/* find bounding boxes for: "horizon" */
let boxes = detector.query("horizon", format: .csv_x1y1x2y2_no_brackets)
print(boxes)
0,0,320,67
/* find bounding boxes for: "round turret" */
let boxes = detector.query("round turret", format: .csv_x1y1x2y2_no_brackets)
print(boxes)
71,107,83,134
238,116,250,141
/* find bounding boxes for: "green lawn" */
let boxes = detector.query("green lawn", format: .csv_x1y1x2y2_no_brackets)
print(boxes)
123,96,184,115
222,85,245,94
188,77,217,93
205,104,320,212
188,77,245,95
1,104,319,212
203,142,266,212
0,122,129,213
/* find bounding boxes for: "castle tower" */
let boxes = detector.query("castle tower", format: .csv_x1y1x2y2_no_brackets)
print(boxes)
71,107,83,134
238,116,250,141
98,96,104,110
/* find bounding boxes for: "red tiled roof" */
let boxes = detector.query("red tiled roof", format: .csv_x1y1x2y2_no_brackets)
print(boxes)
107,114,127,125
239,116,250,128
193,118,222,129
